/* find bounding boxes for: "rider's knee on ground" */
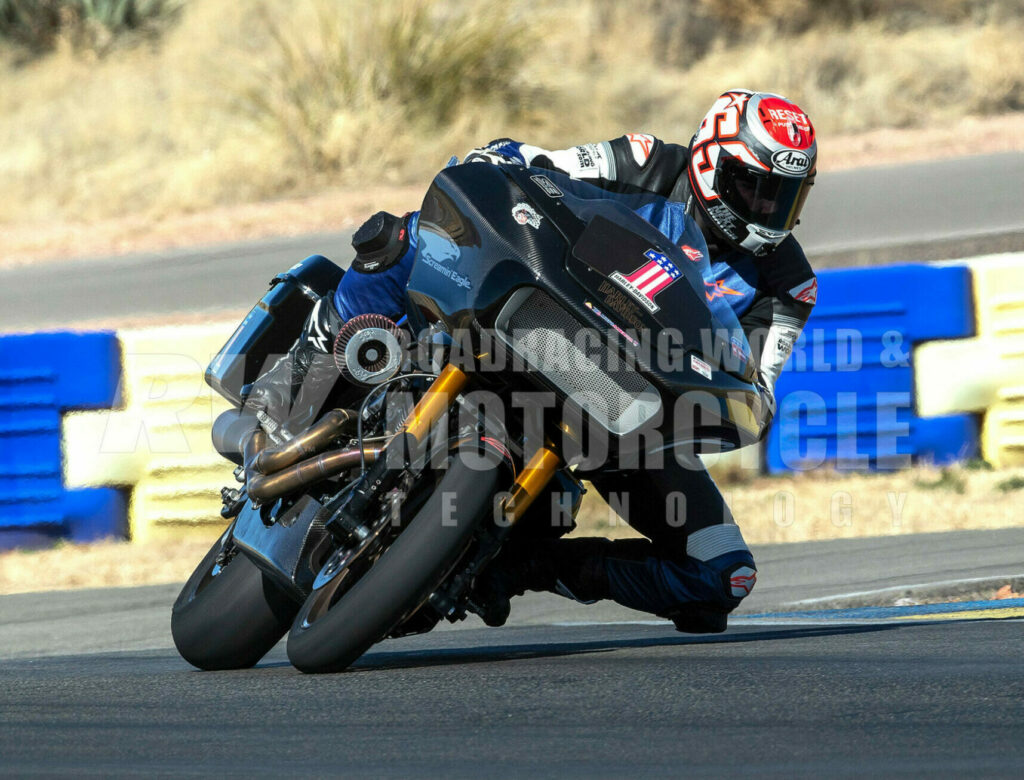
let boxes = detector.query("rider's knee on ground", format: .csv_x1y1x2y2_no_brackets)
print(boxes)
666,549,757,633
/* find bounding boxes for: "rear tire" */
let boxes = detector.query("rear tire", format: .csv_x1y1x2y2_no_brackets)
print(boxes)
172,530,299,670
287,456,502,674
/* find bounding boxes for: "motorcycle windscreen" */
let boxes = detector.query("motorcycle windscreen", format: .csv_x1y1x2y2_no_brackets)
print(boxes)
545,176,753,376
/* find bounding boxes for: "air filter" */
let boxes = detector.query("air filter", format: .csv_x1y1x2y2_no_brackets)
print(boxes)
333,314,406,386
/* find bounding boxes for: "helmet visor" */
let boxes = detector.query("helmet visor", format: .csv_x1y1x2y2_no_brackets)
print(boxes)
716,156,814,232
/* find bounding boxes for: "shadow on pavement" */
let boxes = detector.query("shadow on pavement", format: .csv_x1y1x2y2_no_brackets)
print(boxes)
335,622,907,673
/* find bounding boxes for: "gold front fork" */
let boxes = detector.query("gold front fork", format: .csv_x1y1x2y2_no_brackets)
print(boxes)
502,446,562,525
401,363,469,443
398,362,562,524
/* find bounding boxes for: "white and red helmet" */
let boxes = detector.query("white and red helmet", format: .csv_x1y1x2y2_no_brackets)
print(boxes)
688,90,816,257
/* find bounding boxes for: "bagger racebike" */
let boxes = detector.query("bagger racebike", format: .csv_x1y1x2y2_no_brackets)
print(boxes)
171,163,765,673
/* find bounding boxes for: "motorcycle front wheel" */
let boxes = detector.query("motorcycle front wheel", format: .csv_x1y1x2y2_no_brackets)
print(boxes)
171,528,299,670
286,453,503,674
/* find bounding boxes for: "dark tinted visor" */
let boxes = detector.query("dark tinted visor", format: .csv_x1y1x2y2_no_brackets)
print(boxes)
716,156,814,231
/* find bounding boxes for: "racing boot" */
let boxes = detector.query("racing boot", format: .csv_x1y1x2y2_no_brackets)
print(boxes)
244,294,351,442
473,538,614,627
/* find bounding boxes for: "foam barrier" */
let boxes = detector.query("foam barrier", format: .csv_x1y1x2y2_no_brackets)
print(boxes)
62,323,237,542
964,254,1024,466
767,264,978,472
0,331,125,546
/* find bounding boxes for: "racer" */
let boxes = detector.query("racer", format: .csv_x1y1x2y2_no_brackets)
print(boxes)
244,89,819,633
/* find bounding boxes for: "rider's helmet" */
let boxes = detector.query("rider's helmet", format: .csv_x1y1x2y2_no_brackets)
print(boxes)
687,89,816,257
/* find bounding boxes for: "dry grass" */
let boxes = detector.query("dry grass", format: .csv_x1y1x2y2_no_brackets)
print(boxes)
571,462,1024,545
0,537,213,595
2,463,1021,595
2,0,1023,236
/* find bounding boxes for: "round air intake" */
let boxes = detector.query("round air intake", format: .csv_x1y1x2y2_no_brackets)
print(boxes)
333,314,406,386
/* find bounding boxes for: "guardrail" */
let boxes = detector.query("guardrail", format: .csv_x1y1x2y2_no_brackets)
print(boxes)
2,254,1021,548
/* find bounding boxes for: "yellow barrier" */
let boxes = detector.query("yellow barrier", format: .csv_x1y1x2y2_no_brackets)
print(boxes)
915,337,1024,417
982,387,1024,468
915,254,1024,466
63,323,237,542
968,254,1024,467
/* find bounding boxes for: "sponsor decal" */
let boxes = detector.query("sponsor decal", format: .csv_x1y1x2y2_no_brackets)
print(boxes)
680,244,704,262
609,249,682,314
707,203,741,239
690,354,712,380
597,281,645,330
729,566,757,597
418,229,471,289
749,224,787,241
704,279,743,302
575,144,597,170
307,298,331,353
758,97,814,149
771,148,811,174
626,133,655,166
531,174,563,198
420,230,459,264
585,301,640,347
788,277,818,305
512,202,542,229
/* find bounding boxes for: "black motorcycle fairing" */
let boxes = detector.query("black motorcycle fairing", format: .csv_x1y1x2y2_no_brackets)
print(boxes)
403,163,762,451
206,254,345,407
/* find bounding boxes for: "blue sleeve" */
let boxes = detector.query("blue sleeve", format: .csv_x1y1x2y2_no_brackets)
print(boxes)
473,139,528,164
334,212,420,321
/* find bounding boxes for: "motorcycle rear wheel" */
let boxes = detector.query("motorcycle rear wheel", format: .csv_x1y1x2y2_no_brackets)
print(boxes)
286,455,502,673
171,529,299,670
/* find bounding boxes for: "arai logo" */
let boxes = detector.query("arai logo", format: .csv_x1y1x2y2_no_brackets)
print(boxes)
771,148,811,174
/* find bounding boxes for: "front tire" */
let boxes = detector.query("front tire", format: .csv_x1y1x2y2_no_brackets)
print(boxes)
287,456,502,673
172,530,299,670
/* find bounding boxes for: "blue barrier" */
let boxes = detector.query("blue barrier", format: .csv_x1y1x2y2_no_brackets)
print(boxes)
767,264,978,472
0,332,125,547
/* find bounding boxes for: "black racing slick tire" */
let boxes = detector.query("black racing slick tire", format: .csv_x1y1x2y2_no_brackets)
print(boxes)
286,456,502,674
171,530,299,671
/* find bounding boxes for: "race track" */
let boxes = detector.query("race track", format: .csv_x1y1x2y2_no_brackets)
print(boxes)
3,153,1024,775
2,620,1021,777
2,529,1023,775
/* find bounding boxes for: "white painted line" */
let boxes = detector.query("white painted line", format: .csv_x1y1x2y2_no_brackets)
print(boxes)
550,620,667,627
785,573,1024,607
548,618,890,628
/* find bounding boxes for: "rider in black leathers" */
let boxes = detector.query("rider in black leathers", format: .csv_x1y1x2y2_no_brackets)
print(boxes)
242,89,819,632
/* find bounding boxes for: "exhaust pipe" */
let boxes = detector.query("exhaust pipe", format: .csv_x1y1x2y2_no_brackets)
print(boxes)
246,446,381,502
252,409,358,475
239,410,378,503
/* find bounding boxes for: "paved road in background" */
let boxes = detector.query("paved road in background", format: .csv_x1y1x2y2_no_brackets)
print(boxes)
2,529,1022,775
2,153,1023,332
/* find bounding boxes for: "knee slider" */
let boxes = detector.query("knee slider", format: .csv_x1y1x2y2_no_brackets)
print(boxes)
725,560,757,601
686,524,757,606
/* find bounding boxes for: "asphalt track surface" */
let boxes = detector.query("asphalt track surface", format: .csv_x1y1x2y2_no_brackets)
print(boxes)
3,528,1023,776
2,153,1024,332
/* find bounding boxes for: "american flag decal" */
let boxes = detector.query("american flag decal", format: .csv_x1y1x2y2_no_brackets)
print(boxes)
609,249,682,313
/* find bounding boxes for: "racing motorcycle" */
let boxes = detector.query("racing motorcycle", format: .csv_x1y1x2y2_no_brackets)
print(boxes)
171,163,764,673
